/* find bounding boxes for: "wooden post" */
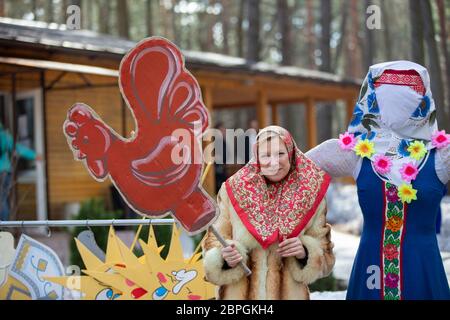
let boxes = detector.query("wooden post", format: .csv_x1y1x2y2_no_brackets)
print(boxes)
305,97,317,149
271,103,279,125
257,90,269,128
40,70,50,220
10,73,17,222
201,86,216,197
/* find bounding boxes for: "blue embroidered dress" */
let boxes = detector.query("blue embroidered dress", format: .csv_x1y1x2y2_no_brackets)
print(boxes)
346,150,450,300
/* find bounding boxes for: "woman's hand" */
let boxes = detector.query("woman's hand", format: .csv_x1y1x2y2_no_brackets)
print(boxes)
277,237,306,259
221,244,243,268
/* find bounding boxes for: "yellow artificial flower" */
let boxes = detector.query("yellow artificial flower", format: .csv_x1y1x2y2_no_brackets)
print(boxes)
354,139,375,158
407,140,427,161
397,183,417,203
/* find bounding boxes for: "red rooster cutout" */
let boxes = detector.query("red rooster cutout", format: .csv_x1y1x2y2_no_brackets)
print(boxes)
63,37,217,234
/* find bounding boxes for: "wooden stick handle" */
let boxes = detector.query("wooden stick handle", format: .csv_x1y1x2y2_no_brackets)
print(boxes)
209,225,252,276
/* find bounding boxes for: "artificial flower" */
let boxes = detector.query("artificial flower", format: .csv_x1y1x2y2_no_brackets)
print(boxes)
338,132,357,150
431,130,450,149
354,139,375,158
407,140,427,161
373,155,392,175
397,183,417,203
399,162,419,183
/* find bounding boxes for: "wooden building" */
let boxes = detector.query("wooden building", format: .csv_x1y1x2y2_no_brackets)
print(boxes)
0,17,360,221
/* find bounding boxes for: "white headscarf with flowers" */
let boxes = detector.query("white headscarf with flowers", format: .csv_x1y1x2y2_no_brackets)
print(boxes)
339,60,449,203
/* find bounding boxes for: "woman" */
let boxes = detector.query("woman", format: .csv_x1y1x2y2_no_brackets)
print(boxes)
202,126,335,300
306,61,450,300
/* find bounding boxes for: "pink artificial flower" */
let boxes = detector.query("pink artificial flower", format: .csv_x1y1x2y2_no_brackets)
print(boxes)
338,132,356,150
400,162,419,183
431,130,450,149
373,155,393,175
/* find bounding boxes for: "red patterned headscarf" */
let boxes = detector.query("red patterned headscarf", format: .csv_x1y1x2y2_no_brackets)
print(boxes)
225,126,331,249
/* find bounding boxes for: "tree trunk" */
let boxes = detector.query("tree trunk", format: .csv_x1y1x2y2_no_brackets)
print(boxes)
278,0,293,66
409,0,424,64
380,0,392,61
363,0,374,70
320,0,331,72
117,0,130,39
145,0,153,36
206,0,215,52
237,0,245,57
246,0,260,63
305,0,316,69
197,9,206,50
317,0,333,143
332,0,349,71
98,0,111,34
45,0,54,22
171,0,180,45
83,0,94,30
221,0,230,55
185,10,193,50
159,0,170,39
32,0,38,20
60,0,70,24
420,0,447,130
259,4,281,61
435,0,450,126
345,0,363,77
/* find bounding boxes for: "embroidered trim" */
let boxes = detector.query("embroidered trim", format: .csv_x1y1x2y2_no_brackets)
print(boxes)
374,69,425,95
380,181,407,300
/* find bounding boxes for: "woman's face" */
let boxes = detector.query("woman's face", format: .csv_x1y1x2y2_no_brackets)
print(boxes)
257,136,291,182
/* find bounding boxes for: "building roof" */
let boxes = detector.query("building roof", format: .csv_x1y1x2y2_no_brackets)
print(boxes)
0,17,361,87
0,56,118,76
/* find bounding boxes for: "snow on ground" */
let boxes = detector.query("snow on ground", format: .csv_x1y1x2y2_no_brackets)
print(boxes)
311,290,347,300
330,230,359,285
438,196,450,252
326,184,362,224
326,183,363,234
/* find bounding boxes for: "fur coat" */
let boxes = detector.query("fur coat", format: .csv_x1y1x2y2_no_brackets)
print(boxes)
202,185,335,300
